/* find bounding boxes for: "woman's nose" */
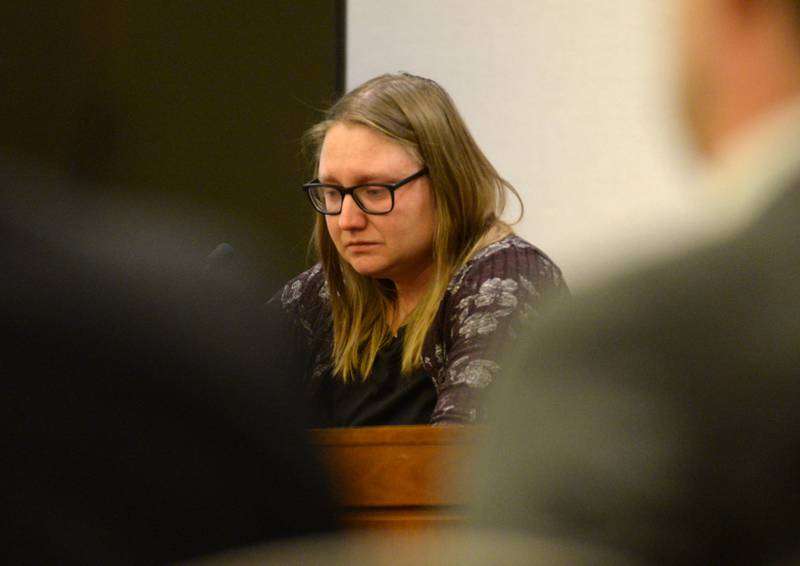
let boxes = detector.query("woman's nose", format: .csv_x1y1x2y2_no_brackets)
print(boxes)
337,195,368,230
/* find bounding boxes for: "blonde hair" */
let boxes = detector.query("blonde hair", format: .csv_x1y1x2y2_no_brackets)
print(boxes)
305,72,521,380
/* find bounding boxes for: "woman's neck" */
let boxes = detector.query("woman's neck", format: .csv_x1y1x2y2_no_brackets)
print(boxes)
390,264,433,333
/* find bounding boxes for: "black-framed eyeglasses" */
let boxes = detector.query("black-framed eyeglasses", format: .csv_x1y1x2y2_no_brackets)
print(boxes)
302,167,429,215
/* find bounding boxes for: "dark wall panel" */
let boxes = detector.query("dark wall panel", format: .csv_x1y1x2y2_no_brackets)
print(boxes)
1,2,344,293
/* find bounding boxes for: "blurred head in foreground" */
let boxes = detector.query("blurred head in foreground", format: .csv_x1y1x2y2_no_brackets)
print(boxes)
676,0,800,157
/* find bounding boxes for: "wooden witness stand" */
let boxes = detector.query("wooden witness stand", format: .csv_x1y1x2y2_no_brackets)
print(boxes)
310,426,480,533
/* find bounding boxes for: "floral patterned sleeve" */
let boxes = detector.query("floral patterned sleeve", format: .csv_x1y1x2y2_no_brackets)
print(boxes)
269,263,335,384
427,236,568,425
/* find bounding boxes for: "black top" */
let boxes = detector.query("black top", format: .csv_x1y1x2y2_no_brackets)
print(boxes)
310,329,437,427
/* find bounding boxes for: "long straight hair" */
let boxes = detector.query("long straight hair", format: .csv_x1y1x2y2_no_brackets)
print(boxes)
305,73,521,380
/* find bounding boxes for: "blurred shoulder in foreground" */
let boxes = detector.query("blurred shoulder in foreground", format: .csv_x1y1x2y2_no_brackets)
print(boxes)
0,152,336,565
470,1,800,562
470,167,800,564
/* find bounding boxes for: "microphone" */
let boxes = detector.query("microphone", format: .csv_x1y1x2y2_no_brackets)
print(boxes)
204,242,234,277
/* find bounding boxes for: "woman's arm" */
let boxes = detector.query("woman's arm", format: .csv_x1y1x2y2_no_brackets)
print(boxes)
430,238,568,424
267,263,334,384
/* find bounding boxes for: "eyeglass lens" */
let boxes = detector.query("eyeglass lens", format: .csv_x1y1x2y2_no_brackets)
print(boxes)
309,185,393,214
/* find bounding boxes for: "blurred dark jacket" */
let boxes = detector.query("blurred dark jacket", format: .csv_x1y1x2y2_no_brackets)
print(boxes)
471,176,800,565
0,153,336,564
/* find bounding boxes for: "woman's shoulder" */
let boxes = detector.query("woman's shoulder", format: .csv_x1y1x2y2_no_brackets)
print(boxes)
273,263,330,315
448,233,567,296
269,264,332,376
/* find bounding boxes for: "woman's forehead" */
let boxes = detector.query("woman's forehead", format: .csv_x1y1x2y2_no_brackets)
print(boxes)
318,123,418,181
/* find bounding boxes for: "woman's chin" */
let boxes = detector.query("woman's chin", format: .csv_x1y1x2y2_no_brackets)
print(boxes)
347,257,389,279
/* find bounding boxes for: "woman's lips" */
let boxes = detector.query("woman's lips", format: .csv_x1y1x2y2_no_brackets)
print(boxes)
345,242,380,252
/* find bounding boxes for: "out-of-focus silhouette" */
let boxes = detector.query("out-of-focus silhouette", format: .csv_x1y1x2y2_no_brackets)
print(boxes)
470,1,800,564
0,154,336,565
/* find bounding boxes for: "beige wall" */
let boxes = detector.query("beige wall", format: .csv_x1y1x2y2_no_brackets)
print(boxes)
348,0,702,288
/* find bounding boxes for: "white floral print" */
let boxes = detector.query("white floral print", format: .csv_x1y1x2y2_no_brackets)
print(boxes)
475,278,518,308
448,357,499,389
281,279,303,305
433,344,445,365
459,311,502,339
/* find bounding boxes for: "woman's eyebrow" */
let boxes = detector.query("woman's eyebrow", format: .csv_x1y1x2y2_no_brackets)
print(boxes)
319,171,403,185
317,174,340,184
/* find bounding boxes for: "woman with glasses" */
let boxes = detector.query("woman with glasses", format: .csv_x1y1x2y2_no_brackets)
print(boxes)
275,73,567,426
